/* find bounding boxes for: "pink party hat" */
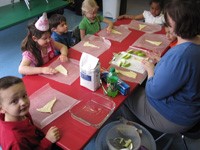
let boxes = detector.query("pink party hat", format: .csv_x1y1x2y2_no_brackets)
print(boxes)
35,12,49,31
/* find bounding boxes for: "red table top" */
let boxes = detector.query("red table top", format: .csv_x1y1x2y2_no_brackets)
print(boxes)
23,19,167,150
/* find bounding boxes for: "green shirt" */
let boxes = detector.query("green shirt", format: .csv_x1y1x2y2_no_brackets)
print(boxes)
79,15,104,35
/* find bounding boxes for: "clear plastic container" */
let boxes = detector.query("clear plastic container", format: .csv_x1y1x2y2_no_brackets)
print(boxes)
69,94,115,128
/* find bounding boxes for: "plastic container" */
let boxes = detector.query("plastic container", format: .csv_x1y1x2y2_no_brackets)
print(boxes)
103,0,121,19
106,124,141,150
69,94,115,128
107,68,118,97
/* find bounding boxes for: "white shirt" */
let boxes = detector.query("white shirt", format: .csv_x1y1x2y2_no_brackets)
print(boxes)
143,10,165,25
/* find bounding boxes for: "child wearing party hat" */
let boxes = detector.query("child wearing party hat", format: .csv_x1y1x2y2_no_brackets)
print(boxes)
18,12,69,75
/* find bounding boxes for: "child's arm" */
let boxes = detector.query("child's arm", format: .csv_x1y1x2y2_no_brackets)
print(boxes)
117,14,144,20
53,41,68,62
80,29,86,40
18,58,58,75
103,18,113,34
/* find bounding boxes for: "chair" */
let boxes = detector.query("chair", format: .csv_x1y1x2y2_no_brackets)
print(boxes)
155,121,200,150
181,121,200,150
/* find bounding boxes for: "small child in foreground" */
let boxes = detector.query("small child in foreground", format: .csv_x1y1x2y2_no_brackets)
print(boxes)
0,76,60,149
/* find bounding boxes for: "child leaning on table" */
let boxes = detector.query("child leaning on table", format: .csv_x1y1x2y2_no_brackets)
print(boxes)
18,13,68,76
164,23,177,48
117,0,165,25
0,76,60,150
79,0,113,40
49,14,76,53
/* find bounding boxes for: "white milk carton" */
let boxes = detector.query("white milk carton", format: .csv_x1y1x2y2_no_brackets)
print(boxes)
80,52,100,91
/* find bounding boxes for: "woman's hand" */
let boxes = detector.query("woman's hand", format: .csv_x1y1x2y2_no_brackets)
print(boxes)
142,58,155,78
45,126,61,143
42,66,58,75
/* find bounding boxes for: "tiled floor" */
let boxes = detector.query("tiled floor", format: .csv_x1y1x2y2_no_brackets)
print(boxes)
0,0,200,149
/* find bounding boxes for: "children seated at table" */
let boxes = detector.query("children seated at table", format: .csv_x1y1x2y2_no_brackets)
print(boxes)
18,13,68,75
49,14,76,54
0,76,61,149
117,0,165,25
79,0,113,40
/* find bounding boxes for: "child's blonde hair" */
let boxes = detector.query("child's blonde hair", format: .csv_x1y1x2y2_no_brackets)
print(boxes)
81,0,99,15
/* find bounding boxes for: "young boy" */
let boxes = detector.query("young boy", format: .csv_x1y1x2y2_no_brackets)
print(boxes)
49,14,75,55
0,76,60,149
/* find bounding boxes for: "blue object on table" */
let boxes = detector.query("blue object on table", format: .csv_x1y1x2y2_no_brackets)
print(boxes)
101,71,130,96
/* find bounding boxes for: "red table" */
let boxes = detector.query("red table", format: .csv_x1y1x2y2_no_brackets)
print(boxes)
23,19,166,150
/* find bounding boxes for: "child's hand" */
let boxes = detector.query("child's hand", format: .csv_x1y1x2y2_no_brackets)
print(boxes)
45,126,60,143
106,26,112,34
59,55,68,62
42,67,58,75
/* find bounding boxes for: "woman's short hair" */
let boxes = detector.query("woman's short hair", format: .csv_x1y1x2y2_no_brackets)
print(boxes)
164,0,200,39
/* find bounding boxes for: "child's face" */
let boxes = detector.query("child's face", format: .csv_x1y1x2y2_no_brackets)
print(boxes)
150,2,162,17
55,21,68,34
0,83,30,121
34,32,52,48
85,8,98,22
165,27,177,42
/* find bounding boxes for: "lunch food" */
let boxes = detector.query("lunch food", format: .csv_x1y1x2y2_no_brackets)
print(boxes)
37,97,57,113
127,49,146,57
118,59,131,68
55,64,68,75
111,29,122,35
83,41,99,48
145,39,162,46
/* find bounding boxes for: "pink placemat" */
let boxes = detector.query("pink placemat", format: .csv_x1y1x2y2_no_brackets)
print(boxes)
131,33,170,55
97,25,131,42
29,84,79,129
40,58,79,85
127,20,162,33
72,34,111,57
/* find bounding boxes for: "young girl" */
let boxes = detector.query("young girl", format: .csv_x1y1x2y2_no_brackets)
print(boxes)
0,76,60,149
79,0,113,40
118,0,165,25
18,13,68,75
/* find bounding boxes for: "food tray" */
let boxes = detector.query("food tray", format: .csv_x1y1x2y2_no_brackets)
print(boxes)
110,51,146,74
69,94,115,128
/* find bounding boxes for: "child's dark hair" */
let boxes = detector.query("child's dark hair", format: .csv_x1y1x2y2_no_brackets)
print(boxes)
164,0,200,39
21,21,51,66
0,76,23,102
150,0,164,10
49,14,67,30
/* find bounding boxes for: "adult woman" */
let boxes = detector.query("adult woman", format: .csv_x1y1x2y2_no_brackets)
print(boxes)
120,0,200,133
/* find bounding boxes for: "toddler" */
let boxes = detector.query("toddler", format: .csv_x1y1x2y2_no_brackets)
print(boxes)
18,13,68,75
0,76,60,149
49,14,76,53
118,0,165,25
79,0,113,40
